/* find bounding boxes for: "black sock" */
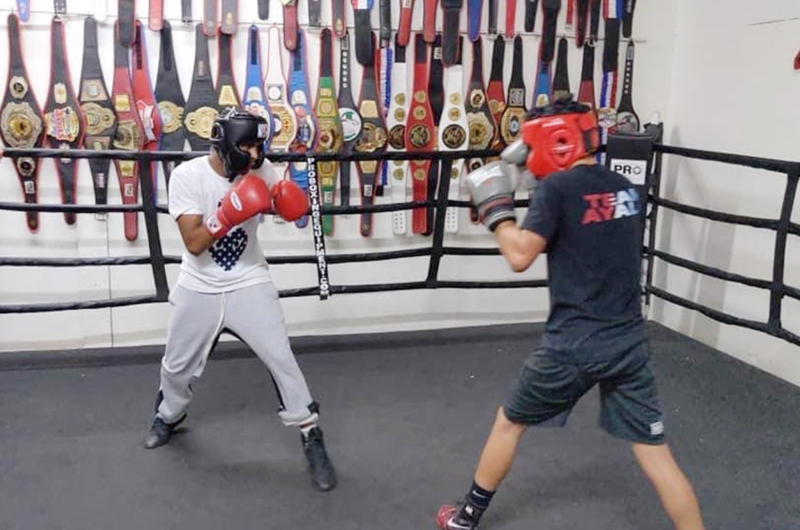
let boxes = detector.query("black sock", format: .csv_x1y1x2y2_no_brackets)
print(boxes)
462,481,495,522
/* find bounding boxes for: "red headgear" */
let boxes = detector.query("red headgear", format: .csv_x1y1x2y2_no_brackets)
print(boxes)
520,109,600,179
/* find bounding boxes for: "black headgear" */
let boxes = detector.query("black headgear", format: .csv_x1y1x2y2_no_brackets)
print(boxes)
210,108,270,178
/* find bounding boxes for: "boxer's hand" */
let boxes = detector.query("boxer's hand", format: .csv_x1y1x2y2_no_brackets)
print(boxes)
465,162,518,231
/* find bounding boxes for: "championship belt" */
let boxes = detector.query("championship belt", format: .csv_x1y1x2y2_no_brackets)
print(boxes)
1,13,45,232
488,0,499,35
524,0,539,32
265,26,297,154
598,18,620,155
337,30,362,209
379,0,392,48
533,0,560,109
405,34,435,235
351,0,375,65
589,0,601,42
565,0,574,29
182,0,192,23
468,0,483,41
354,34,388,237
44,16,85,226
309,0,322,26
423,0,439,43
552,37,571,101
576,39,596,110
426,35,445,235
149,0,163,31
397,0,416,46
500,36,526,144
79,16,117,210
288,30,316,228
282,0,299,50
53,0,67,14
464,38,496,223
622,0,636,38
217,31,241,110
442,0,463,64
184,24,218,152
132,21,162,199
615,40,639,133
315,29,343,235
575,0,589,46
332,0,346,37
505,0,516,38
243,25,273,135
221,0,238,34
486,36,506,153
258,0,269,19
118,0,136,46
386,37,409,235
438,37,468,234
16,0,30,22
203,0,218,37
154,21,187,188
111,21,145,241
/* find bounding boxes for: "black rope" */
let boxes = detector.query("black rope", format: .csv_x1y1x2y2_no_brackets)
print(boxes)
769,168,799,332
785,285,800,303
645,248,772,290
0,295,161,314
426,159,452,286
0,256,166,267
651,197,779,230
442,247,502,256
138,163,169,302
654,144,800,174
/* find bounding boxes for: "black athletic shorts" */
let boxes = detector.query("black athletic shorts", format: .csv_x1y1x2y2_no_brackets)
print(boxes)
503,341,665,445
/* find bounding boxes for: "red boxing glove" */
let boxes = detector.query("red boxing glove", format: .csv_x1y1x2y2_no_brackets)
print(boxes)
205,175,272,239
270,180,309,222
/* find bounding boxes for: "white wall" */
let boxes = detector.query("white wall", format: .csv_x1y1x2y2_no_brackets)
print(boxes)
651,0,800,386
0,0,677,351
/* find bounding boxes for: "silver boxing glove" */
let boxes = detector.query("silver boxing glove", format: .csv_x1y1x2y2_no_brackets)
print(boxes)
501,139,538,192
465,162,518,231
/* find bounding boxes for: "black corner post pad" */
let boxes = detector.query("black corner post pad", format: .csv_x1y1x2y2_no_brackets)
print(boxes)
139,163,170,302
306,155,331,301
425,156,454,287
605,125,659,191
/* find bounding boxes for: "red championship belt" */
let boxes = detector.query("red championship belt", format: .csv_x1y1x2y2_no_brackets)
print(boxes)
505,0,517,38
132,21,162,200
423,0,438,43
486,36,506,152
795,46,800,70
397,0,416,46
282,0,299,50
149,0,163,31
1,13,46,232
111,21,145,241
405,34,435,235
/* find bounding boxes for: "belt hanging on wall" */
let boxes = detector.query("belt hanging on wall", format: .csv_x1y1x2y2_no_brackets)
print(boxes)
79,16,117,211
111,21,145,241
397,0,416,46
149,0,163,31
243,25,272,134
422,0,438,43
332,0,346,36
118,0,136,45
1,13,45,232
217,31,241,109
552,37,571,101
282,0,299,50
575,0,589,46
184,24,218,152
16,0,30,21
500,36,526,145
309,0,322,26
426,34,445,236
577,38,596,109
406,34,435,235
486,36,506,152
622,0,636,38
354,33,388,237
315,29,344,236
351,0,375,65
488,0,498,35
287,30,316,228
524,0,539,33
442,0,463,64
386,36,410,235
438,36,468,234
44,15,85,226
505,0,516,38
204,0,218,36
132,20,162,199
467,0,483,41
182,0,192,23
533,0,560,108
337,30,362,210
598,17,620,154
221,0,238,34
154,21,187,190
615,41,639,133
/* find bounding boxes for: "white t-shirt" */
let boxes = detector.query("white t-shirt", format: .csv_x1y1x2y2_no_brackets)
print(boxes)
168,156,280,293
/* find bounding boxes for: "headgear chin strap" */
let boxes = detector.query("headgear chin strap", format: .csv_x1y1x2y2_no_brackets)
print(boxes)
211,108,271,179
520,103,600,179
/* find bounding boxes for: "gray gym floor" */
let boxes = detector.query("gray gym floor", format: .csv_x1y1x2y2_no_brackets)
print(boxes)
1,322,798,530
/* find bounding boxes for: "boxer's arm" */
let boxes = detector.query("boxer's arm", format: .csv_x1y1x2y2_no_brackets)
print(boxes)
494,222,547,272
176,214,216,256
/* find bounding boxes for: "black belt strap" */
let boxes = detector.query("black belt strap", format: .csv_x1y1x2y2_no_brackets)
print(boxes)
184,24,218,152
154,20,187,188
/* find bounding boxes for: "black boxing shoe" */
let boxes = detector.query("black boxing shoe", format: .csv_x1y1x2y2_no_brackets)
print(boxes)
144,415,186,449
436,504,481,530
302,426,337,492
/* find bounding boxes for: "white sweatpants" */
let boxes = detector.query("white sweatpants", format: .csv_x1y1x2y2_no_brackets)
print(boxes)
156,282,318,426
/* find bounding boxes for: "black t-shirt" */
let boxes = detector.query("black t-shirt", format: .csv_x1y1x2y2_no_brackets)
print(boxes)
521,164,646,360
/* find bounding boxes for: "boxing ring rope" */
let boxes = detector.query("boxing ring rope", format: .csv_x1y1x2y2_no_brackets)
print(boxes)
645,142,800,347
2,140,799,351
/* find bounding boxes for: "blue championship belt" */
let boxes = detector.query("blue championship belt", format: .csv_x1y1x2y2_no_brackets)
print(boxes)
243,25,273,144
288,30,317,228
468,0,483,41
